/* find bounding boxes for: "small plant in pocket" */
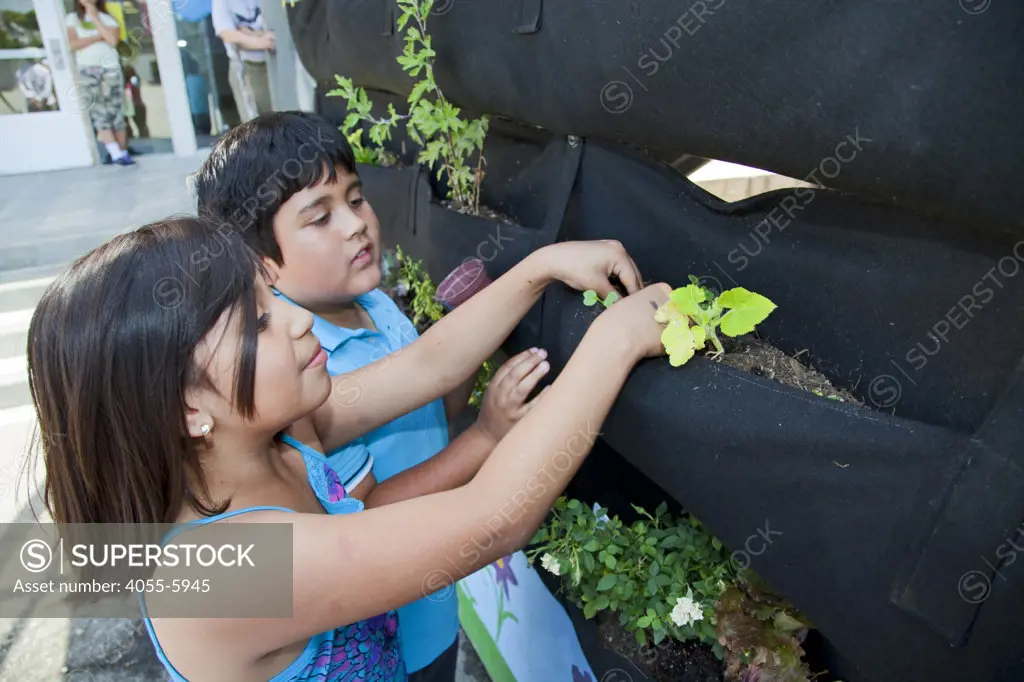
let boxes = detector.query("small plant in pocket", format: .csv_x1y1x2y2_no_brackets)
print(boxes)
655,275,776,367
582,289,620,308
529,497,819,681
327,0,489,213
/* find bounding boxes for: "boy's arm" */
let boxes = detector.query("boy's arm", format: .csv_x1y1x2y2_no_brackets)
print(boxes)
363,349,548,507
443,374,478,425
313,240,642,453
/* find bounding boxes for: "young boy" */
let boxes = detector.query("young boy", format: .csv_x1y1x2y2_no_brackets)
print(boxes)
193,111,644,680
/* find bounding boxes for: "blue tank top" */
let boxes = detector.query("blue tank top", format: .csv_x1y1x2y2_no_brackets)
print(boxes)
140,434,406,681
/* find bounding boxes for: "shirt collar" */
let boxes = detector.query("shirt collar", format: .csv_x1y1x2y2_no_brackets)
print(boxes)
273,289,377,353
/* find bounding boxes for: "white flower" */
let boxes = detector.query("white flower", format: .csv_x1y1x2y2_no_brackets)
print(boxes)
670,595,705,627
540,553,561,576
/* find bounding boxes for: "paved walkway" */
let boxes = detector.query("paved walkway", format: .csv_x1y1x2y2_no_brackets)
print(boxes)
0,152,205,278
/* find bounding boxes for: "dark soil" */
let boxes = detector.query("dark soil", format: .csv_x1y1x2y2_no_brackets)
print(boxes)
440,199,518,225
720,336,863,406
597,613,724,682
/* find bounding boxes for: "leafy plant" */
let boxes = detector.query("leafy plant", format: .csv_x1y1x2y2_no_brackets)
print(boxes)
469,358,497,410
715,579,814,682
528,498,732,651
381,245,499,410
326,0,489,212
327,76,402,167
394,246,445,327
530,497,819,682
655,275,776,366
582,289,620,309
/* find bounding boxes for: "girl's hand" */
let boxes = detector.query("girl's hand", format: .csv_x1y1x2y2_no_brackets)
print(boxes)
536,240,643,297
475,348,550,443
597,282,673,360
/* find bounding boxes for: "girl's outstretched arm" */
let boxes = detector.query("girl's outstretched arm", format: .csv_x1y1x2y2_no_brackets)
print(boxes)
312,240,643,452
169,283,669,675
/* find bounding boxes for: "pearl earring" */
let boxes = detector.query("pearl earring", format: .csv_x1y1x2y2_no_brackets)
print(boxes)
200,424,211,436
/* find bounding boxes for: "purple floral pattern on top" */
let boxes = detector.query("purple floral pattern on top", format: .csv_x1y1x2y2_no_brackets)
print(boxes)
295,612,403,681
323,462,347,503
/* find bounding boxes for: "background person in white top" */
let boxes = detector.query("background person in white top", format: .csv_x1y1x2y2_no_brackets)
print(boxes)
212,0,274,123
65,0,134,165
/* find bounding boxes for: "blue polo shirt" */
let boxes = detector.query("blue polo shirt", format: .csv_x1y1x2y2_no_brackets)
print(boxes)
276,288,459,673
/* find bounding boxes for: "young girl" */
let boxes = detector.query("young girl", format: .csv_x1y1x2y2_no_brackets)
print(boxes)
28,217,669,681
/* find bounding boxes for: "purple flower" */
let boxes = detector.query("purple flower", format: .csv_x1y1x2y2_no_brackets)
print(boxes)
492,555,518,600
572,664,593,682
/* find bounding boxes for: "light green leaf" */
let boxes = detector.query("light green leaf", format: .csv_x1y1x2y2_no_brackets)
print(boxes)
636,615,652,628
716,287,777,337
408,79,431,105
661,320,697,367
582,290,599,306
583,538,601,552
711,537,722,551
597,574,618,592
593,595,610,610
604,555,617,570
583,600,599,619
669,284,706,320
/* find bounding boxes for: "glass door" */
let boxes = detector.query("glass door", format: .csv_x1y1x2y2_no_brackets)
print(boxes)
0,0,95,174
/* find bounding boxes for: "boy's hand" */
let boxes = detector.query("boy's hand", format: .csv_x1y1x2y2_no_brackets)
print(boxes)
475,348,551,443
536,240,644,297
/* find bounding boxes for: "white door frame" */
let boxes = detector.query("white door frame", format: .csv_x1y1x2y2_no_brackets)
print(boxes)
145,0,196,156
0,0,96,175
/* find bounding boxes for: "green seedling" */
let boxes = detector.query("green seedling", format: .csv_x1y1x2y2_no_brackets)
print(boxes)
655,276,776,367
582,290,620,308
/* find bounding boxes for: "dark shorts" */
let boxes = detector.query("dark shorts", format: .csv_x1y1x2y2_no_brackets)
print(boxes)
408,636,459,682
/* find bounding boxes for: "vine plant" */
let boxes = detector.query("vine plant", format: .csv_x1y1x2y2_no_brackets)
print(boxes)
327,0,489,213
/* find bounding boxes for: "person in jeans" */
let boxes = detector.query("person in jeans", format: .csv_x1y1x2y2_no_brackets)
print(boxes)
212,0,274,122
65,0,134,165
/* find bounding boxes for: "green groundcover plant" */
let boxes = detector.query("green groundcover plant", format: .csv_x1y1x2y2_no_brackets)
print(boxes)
528,497,823,682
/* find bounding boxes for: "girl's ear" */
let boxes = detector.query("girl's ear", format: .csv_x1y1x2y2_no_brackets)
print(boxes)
183,389,214,439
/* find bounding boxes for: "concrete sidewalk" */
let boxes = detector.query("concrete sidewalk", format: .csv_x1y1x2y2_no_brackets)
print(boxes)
0,152,205,278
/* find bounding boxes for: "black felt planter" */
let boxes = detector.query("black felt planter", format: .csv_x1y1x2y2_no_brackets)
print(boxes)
360,128,1024,682
527,141,1024,682
532,556,657,682
563,602,657,682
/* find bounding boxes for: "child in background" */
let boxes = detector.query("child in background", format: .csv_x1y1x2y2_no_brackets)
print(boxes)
29,216,670,680
193,111,647,679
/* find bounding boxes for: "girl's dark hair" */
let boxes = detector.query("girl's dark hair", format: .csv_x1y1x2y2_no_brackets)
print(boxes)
28,217,264,526
75,0,108,21
193,111,357,266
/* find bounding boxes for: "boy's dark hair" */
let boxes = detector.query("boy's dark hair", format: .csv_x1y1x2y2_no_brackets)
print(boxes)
29,217,264,527
193,111,357,265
